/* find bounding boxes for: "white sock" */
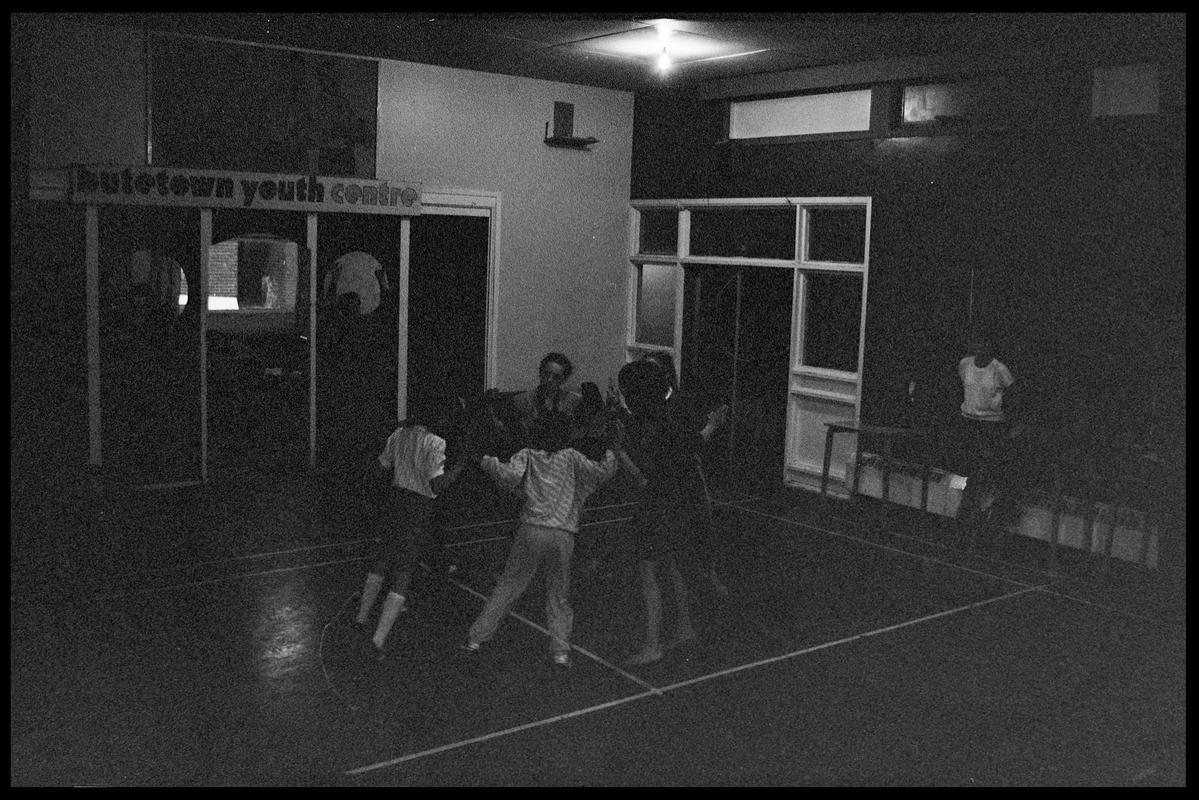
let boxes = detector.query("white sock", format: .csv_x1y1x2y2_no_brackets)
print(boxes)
356,573,384,624
372,591,406,649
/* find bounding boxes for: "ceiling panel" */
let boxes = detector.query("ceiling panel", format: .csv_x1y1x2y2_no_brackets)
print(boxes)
63,12,1184,95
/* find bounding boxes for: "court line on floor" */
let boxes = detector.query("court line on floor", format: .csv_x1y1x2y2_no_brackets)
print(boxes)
319,590,368,713
750,496,1066,583
92,506,1172,630
444,516,634,549
737,505,1179,627
93,555,374,599
95,495,758,581
344,582,1045,777
737,506,1040,588
655,583,1050,693
440,495,755,536
127,538,382,575
445,575,662,696
90,516,641,599
344,688,661,776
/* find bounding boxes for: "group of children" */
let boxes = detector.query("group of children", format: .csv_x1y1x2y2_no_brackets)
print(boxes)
352,351,727,670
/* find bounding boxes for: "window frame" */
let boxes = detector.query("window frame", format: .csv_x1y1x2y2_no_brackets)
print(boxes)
627,196,872,379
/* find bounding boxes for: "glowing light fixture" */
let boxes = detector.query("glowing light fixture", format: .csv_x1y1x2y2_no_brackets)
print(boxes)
565,18,765,78
655,21,673,73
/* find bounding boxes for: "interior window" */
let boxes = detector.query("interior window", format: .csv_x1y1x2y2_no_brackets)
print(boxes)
634,262,676,347
805,206,867,264
207,235,299,329
801,272,862,372
691,207,796,259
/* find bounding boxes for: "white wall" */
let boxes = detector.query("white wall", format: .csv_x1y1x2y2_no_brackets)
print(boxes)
376,61,634,393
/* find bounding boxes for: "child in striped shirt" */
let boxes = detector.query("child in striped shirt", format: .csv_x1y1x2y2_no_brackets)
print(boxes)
461,411,620,668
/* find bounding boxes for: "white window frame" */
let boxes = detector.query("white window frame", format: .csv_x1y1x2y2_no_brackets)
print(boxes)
627,196,872,381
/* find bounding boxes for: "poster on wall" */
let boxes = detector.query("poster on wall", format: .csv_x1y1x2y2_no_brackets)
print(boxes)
149,34,379,178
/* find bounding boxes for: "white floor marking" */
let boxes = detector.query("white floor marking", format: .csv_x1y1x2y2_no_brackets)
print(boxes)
319,591,365,713
446,576,662,695
735,506,1041,587
345,688,660,775
732,505,1178,626
93,555,373,599
344,582,1048,777
131,538,383,574
654,584,1050,694
94,500,1173,629
96,496,755,581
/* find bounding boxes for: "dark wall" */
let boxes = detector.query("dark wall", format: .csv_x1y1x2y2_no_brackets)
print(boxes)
631,76,1185,464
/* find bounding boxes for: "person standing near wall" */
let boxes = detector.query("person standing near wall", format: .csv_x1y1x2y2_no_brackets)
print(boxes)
949,334,1016,542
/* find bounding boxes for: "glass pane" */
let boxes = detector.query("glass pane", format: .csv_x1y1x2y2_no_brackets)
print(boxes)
730,89,872,138
806,206,867,264
634,263,676,347
902,82,981,124
638,209,678,255
207,237,300,327
690,207,796,259
802,273,862,372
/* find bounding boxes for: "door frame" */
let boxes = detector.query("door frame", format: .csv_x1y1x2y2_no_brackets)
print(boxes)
628,196,872,494
413,189,501,405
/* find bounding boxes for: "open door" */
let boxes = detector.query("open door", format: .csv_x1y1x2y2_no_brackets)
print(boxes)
406,213,489,407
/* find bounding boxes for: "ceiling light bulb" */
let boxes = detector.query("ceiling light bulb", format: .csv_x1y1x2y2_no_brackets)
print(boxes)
657,49,672,73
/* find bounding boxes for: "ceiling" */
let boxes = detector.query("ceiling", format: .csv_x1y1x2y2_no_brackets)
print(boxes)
79,12,1182,95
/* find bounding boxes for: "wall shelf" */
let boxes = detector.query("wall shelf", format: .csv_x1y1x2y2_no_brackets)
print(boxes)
544,135,599,150
544,121,597,150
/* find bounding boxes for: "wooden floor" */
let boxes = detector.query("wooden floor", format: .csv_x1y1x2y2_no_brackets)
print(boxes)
10,466,1187,786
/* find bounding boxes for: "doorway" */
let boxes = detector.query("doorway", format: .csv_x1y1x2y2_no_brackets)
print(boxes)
206,209,311,475
406,213,490,407
312,212,405,474
681,264,793,495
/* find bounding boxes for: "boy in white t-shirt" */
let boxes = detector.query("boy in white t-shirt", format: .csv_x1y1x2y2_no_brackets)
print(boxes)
354,395,467,659
951,336,1016,538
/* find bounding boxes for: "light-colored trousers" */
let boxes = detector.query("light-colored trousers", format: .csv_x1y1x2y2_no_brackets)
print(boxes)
468,522,574,654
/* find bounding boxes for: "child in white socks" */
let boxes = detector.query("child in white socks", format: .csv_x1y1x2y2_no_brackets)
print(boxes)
354,394,467,658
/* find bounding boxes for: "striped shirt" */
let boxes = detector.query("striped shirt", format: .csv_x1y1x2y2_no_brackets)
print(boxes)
480,447,618,533
378,425,446,498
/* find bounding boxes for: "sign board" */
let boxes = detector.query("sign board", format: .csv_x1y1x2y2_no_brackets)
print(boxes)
31,165,421,216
